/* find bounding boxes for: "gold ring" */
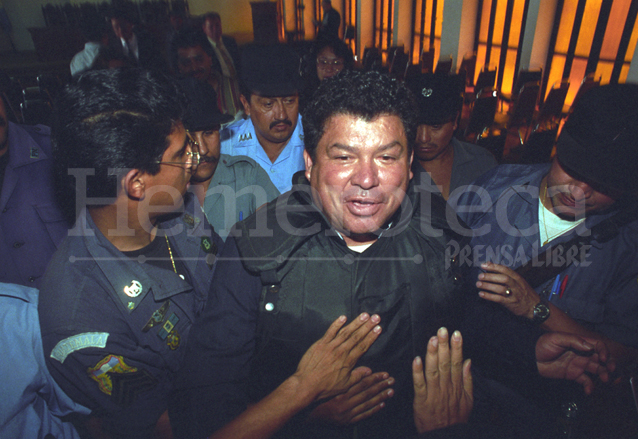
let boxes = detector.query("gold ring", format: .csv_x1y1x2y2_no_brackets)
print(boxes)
505,289,512,296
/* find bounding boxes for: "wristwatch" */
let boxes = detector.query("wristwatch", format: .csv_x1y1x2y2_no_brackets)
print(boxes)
532,298,551,324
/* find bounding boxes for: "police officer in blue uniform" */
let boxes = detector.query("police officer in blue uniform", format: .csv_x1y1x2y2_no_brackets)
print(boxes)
0,97,68,288
38,69,223,439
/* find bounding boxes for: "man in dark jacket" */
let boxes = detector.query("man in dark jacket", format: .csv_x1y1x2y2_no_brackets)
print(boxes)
172,70,613,439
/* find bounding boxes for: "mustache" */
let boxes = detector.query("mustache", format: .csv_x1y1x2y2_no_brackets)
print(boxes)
269,119,292,129
199,155,219,163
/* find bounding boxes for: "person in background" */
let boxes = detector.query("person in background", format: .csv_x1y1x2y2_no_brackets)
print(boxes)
202,12,241,116
172,28,224,112
300,37,354,111
0,96,68,288
221,43,305,194
315,0,341,40
70,15,108,76
405,73,497,200
180,78,279,240
109,8,166,72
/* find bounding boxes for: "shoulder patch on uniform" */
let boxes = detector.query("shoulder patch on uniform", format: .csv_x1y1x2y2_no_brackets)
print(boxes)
87,354,157,406
51,332,109,363
239,132,253,142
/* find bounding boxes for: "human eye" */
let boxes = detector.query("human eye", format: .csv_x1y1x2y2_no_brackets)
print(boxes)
203,126,220,137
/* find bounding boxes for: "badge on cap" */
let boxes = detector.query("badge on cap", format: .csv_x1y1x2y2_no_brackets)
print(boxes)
123,280,143,298
422,88,433,97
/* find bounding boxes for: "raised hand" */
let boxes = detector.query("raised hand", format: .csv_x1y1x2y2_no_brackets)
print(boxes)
412,328,473,433
476,262,539,319
293,313,382,402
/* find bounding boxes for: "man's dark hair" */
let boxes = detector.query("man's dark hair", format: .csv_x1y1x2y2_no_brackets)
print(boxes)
202,12,221,23
302,70,417,160
171,27,213,71
53,68,187,213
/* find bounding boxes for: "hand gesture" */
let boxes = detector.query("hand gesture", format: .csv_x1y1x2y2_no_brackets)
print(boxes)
476,262,539,319
293,313,382,402
536,332,615,395
413,328,473,433
308,372,394,425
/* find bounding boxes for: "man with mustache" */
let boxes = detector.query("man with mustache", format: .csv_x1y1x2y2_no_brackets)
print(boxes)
173,70,613,439
180,79,279,240
405,73,497,200
220,44,305,193
451,84,638,434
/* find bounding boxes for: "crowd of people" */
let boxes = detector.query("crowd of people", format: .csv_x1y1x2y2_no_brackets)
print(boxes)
1,4,637,439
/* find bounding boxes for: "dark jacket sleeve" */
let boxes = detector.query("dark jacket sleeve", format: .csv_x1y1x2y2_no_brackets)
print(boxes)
170,237,262,438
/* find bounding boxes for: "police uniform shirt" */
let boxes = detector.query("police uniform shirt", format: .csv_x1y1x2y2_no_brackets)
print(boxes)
38,196,222,438
220,114,305,193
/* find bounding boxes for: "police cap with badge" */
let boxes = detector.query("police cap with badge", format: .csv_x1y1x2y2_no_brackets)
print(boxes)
405,72,464,125
239,43,303,97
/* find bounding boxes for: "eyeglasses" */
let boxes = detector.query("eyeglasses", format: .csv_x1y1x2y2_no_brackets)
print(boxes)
155,131,201,169
317,58,344,68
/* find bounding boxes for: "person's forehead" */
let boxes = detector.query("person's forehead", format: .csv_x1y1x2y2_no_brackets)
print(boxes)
251,93,298,101
178,45,207,58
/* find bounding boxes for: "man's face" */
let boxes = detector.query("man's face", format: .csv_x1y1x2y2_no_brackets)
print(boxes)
322,1,331,12
177,46,213,83
203,17,222,41
414,117,457,162
111,18,134,41
144,123,194,209
241,94,299,146
190,127,221,183
545,158,619,219
0,99,8,156
304,114,413,245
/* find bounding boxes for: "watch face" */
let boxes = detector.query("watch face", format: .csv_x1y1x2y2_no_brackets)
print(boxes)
533,303,550,323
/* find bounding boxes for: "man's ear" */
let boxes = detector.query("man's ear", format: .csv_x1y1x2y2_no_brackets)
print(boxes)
240,94,251,117
124,169,145,201
303,149,313,181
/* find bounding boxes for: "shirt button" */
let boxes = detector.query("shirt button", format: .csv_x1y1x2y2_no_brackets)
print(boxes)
28,276,36,282
270,168,276,173
13,241,24,248
267,285,280,294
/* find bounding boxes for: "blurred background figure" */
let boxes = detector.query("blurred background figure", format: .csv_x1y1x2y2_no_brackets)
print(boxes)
70,15,108,76
301,37,353,111
315,0,340,40
201,12,241,116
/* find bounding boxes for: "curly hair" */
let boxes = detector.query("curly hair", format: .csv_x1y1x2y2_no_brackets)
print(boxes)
302,70,418,160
